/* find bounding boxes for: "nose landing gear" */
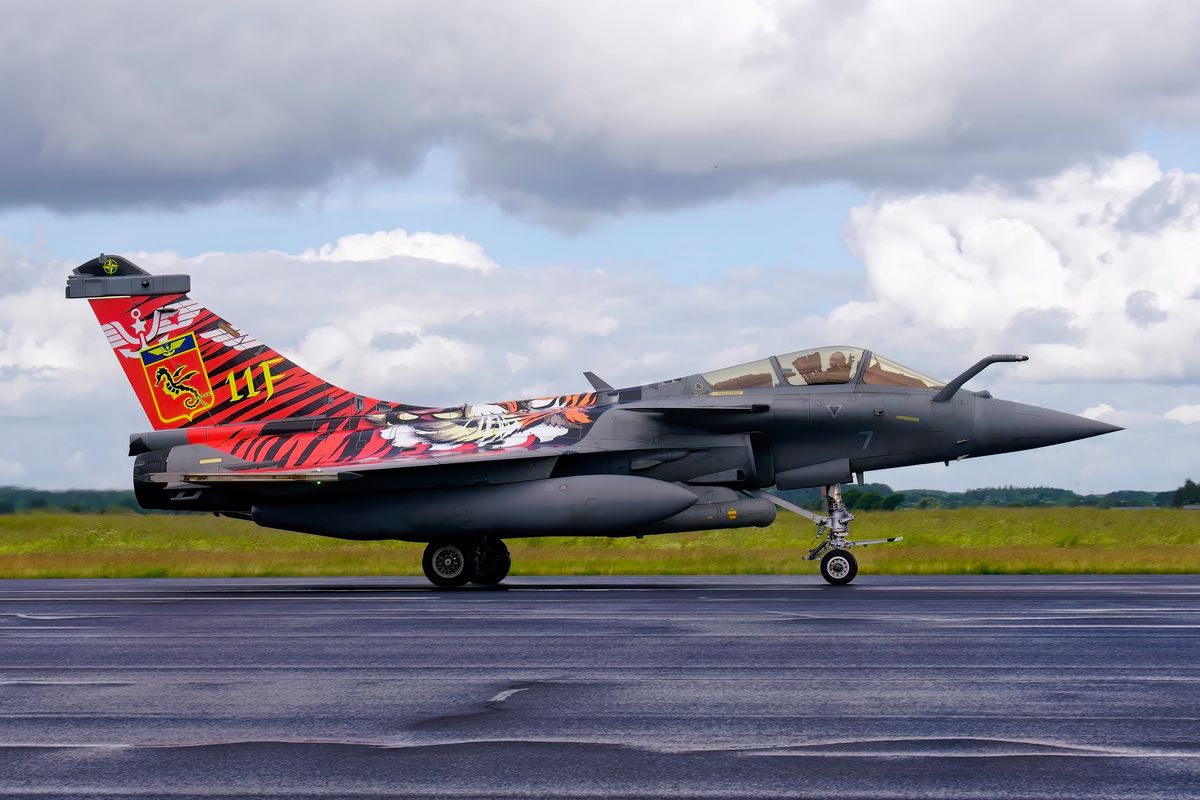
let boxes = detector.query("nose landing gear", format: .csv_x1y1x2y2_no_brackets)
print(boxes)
748,483,903,585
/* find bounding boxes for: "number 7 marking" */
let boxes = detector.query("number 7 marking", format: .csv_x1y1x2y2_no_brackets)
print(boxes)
858,430,874,450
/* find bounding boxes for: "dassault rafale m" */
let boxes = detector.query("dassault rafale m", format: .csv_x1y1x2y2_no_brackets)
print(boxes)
67,255,1121,586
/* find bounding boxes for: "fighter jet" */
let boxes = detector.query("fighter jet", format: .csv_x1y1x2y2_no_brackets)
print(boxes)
67,255,1121,586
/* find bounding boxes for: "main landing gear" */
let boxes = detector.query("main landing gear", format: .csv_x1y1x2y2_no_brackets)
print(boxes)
421,537,511,588
750,484,903,585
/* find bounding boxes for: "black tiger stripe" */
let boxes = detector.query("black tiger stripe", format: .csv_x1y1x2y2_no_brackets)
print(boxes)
324,397,358,418
332,430,367,462
323,417,356,433
269,437,301,467
232,440,257,460
201,345,264,377
248,435,279,462
285,395,342,421
206,384,312,426
238,385,332,423
261,434,295,463
249,377,333,415
206,381,328,426
292,433,327,466
250,431,283,459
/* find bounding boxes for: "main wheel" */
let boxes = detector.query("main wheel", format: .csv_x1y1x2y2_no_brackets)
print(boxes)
471,540,511,586
820,549,858,585
422,541,472,587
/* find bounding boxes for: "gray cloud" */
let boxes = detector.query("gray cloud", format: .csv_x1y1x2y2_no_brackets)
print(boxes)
369,332,420,351
1125,290,1169,327
4,2,1200,224
1005,308,1080,345
1118,170,1200,232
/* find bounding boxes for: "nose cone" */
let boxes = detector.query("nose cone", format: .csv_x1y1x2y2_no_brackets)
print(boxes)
1013,405,1124,445
974,400,1122,456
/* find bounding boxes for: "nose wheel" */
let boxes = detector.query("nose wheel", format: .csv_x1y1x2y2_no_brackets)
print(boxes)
820,549,858,585
746,483,902,586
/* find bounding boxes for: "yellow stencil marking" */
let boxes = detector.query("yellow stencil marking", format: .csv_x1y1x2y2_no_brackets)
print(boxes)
227,357,288,404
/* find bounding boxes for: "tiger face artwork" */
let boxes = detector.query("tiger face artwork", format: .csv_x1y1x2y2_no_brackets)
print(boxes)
378,393,604,454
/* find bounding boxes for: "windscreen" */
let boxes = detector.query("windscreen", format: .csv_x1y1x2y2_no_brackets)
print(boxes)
861,354,944,389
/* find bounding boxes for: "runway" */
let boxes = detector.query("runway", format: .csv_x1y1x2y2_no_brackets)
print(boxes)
1,575,1198,798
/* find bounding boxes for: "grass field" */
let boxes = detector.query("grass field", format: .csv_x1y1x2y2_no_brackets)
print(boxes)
0,507,1198,578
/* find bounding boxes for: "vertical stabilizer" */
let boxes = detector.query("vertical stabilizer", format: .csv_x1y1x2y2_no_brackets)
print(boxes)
67,255,382,431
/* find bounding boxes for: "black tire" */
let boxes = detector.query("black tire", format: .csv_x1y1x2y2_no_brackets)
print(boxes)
422,541,472,587
820,549,858,585
471,540,511,586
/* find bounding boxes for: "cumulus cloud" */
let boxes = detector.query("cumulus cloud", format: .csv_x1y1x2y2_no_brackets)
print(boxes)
816,155,1200,383
299,228,498,271
1080,403,1117,420
1165,404,1200,424
5,2,1200,223
1076,402,1185,430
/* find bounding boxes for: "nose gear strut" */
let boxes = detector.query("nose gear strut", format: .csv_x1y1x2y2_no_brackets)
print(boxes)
746,484,903,584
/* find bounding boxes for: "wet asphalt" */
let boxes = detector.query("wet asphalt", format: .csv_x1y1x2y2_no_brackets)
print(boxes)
0,574,1198,799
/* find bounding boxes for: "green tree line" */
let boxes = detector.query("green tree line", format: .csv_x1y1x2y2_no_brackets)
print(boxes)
2,480,1196,516
775,482,1190,511
0,487,142,515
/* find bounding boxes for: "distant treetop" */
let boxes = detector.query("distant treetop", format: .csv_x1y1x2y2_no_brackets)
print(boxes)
1173,479,1200,507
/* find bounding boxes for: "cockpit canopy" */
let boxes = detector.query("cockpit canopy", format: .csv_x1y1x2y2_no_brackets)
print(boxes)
697,347,944,392
776,346,864,386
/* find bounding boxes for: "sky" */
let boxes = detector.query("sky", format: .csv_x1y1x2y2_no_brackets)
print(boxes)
1,0,1198,492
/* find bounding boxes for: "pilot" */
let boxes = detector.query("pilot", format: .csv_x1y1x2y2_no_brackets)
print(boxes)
823,351,852,383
